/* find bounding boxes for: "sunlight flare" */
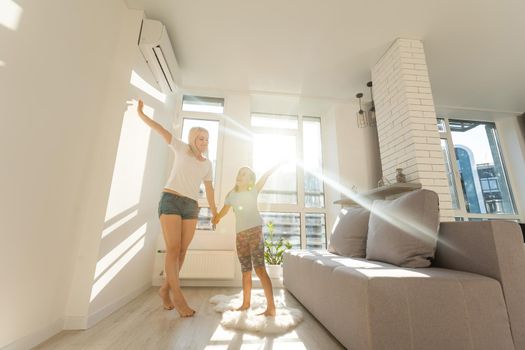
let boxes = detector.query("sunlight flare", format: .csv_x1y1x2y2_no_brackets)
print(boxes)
130,70,166,103
101,210,138,238
90,233,146,302
214,114,450,254
294,159,444,247
0,0,22,31
356,268,430,278
219,113,255,141
209,326,236,342
94,224,147,280
104,100,151,221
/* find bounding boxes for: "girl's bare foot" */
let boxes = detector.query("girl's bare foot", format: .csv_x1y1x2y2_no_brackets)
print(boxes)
258,308,276,317
235,304,250,311
158,287,174,310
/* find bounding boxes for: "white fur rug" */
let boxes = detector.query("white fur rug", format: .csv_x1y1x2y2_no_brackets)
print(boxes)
209,290,304,334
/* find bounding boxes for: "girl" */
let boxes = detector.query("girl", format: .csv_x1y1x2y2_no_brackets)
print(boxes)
137,99,217,317
213,164,283,316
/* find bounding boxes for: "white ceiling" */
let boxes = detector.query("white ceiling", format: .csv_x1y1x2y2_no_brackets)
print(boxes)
125,0,525,112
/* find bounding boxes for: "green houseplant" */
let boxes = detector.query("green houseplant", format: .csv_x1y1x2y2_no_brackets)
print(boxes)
264,221,292,267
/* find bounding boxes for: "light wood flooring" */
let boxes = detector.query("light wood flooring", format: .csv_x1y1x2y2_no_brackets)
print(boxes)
34,287,345,350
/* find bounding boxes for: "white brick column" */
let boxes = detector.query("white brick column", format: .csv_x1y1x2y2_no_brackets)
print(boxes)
371,38,454,221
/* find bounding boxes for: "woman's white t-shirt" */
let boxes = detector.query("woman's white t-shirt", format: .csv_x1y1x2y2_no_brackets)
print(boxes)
164,137,213,201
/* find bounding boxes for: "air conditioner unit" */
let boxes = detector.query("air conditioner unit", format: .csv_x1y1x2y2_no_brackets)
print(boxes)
138,19,180,94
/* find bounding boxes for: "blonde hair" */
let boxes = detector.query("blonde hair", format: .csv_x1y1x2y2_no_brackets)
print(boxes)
187,127,208,156
233,166,256,192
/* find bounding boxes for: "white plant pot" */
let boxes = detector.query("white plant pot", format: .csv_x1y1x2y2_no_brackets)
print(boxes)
266,264,283,279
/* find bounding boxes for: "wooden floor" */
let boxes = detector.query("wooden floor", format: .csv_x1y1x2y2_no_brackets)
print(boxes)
34,287,344,350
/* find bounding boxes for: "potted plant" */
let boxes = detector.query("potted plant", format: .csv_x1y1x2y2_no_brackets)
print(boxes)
264,221,292,279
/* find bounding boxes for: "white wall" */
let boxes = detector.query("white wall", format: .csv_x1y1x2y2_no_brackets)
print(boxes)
488,116,525,222
0,0,124,347
332,103,382,193
0,0,180,348
64,11,181,329
324,101,382,238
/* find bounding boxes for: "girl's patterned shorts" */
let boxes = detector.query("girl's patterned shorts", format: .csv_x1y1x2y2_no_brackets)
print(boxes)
236,226,265,272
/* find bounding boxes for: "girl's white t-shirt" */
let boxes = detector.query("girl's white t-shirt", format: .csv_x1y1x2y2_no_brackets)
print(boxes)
164,137,213,201
224,187,263,233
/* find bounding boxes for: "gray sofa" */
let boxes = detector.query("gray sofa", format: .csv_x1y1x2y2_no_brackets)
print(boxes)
284,219,525,349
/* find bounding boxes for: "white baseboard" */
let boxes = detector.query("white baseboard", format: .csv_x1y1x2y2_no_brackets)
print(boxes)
63,315,87,330
86,282,151,328
63,282,151,330
1,318,63,350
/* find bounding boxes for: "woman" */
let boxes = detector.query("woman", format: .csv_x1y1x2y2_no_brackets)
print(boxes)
137,99,217,317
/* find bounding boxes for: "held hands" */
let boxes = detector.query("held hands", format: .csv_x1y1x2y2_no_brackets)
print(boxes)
211,205,230,230
211,208,220,230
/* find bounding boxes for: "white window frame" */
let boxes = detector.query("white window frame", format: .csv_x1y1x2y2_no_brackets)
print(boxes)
251,113,328,249
438,116,519,221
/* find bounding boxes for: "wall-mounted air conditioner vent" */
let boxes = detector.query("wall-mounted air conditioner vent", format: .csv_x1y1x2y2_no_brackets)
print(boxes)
138,18,180,94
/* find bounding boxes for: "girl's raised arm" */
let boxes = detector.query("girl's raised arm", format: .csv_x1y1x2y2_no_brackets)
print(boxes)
136,99,172,144
255,162,285,193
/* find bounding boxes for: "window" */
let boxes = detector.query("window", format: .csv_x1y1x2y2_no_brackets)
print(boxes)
261,212,301,249
182,95,224,114
253,132,297,204
440,139,459,209
305,213,326,249
438,118,518,220
303,117,325,208
180,95,223,230
252,113,326,249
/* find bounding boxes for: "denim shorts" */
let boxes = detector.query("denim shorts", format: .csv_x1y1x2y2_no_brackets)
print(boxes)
158,192,200,220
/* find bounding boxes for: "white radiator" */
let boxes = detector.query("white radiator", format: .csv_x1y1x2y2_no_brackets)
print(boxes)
156,250,236,279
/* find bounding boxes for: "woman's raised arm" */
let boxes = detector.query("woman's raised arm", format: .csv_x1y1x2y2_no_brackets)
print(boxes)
136,99,172,144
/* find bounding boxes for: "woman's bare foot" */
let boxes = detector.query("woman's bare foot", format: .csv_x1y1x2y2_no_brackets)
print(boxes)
235,303,250,311
258,308,276,317
171,298,196,317
176,306,196,318
158,287,174,310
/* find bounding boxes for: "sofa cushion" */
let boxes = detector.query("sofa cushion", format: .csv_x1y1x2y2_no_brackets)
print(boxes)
366,189,440,267
328,207,370,257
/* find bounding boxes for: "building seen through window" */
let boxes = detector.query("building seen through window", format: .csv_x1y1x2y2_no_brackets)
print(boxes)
438,118,517,220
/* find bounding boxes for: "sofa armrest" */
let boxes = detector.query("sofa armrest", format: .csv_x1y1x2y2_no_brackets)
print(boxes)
434,221,523,277
434,221,525,349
